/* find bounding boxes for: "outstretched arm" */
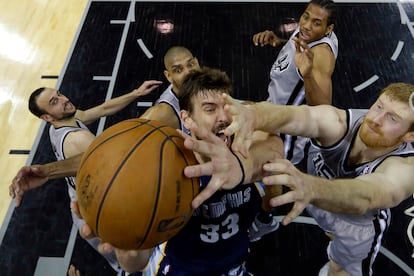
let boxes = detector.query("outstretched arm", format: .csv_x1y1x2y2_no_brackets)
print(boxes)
71,201,154,273
78,80,162,125
9,153,83,207
262,156,414,225
223,94,346,156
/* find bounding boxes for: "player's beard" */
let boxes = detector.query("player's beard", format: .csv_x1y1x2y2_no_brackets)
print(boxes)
359,118,402,149
59,110,77,120
213,122,232,148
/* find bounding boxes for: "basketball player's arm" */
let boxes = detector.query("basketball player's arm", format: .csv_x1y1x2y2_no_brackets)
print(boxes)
71,202,155,273
252,30,287,48
293,37,334,105
223,94,347,157
114,247,155,273
9,154,83,207
180,125,284,208
262,156,414,225
77,80,162,125
139,103,181,129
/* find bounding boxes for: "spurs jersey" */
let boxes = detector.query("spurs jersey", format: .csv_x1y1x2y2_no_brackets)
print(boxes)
49,120,89,201
155,85,189,134
143,176,263,275
305,109,414,276
49,120,120,271
267,27,338,164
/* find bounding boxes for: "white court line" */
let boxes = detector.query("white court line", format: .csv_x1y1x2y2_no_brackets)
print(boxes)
391,41,404,61
137,39,154,58
93,76,112,81
110,20,127,24
137,102,153,107
96,0,137,135
396,0,414,39
353,75,379,92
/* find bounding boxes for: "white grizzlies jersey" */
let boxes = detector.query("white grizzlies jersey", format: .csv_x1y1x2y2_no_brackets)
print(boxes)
49,120,89,201
267,27,338,164
155,85,189,134
305,109,414,275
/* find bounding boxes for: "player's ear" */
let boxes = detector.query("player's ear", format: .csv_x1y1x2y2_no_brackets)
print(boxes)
193,57,200,68
402,131,414,143
40,114,53,122
164,69,172,84
325,24,334,36
180,110,192,129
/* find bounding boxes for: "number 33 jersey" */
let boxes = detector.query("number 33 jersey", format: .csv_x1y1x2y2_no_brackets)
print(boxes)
161,175,262,275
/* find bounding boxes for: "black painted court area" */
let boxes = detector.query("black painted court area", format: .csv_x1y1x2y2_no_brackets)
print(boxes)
1,1,414,275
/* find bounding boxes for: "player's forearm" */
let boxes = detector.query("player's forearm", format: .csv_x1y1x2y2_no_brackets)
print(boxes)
310,176,379,215
47,153,83,178
303,75,332,105
252,102,310,137
100,92,138,116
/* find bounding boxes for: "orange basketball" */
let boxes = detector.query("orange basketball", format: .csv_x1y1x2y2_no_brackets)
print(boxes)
76,118,199,250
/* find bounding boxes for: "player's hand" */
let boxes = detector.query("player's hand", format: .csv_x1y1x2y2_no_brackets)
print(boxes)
292,36,314,78
68,264,81,276
178,123,245,209
253,30,279,47
10,165,50,207
222,94,257,158
262,159,313,225
134,80,163,97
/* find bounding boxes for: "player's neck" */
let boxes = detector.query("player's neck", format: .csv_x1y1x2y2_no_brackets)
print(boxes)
51,117,78,128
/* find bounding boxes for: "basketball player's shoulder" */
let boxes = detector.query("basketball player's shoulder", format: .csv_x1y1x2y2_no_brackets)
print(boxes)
141,103,180,129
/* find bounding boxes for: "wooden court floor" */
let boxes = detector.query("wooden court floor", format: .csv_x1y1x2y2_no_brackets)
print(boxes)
1,0,414,275
0,0,88,232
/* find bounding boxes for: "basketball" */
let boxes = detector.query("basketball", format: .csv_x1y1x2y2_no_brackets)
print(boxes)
76,118,199,250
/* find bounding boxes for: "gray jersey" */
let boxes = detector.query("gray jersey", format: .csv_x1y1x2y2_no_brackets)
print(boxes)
49,120,89,201
305,109,414,275
155,84,189,134
49,120,119,271
267,27,338,164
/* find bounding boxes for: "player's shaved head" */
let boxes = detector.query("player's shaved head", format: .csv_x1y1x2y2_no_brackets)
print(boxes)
164,46,193,69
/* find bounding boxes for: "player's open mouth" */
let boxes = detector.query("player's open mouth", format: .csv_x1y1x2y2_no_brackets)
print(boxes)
64,102,73,111
299,30,310,40
216,130,232,147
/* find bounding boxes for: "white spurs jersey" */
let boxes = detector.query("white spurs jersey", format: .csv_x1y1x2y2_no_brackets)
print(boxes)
155,84,189,134
306,109,414,183
268,27,338,164
49,120,89,201
304,109,414,275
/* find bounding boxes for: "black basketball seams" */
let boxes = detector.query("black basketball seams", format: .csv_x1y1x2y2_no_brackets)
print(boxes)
95,120,165,239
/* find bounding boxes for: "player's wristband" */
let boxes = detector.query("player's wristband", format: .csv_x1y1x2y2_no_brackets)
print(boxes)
230,150,245,186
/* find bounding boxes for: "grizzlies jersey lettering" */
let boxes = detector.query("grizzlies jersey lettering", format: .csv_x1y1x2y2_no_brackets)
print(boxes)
305,109,414,275
155,85,189,134
49,119,89,201
267,27,338,164
145,176,262,275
